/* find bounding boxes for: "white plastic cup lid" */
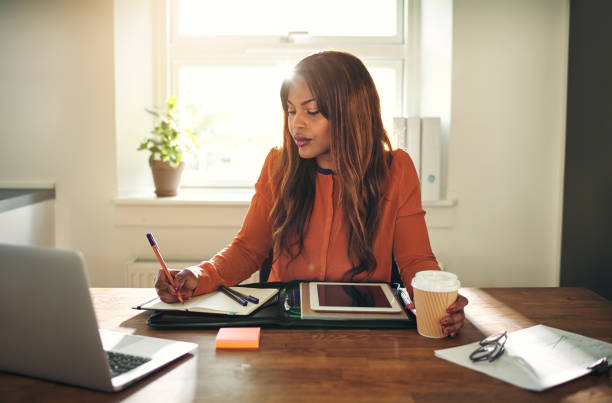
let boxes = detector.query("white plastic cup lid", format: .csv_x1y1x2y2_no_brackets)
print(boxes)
411,270,460,292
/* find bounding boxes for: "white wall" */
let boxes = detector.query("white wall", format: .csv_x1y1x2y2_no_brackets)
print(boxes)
114,0,155,194
0,0,568,288
419,0,453,200
0,201,55,247
432,0,568,287
0,0,119,285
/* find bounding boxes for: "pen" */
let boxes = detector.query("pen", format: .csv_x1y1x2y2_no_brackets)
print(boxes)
146,232,184,304
223,286,259,304
220,286,248,306
398,288,416,314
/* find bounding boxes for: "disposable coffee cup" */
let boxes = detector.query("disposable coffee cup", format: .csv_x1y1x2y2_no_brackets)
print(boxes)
411,270,460,338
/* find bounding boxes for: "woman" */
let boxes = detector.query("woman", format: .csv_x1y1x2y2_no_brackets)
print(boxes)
155,51,468,337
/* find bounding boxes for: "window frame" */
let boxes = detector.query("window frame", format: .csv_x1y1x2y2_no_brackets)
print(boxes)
153,0,417,188
169,0,405,46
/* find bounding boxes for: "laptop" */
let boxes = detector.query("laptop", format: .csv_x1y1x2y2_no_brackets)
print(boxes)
0,243,198,392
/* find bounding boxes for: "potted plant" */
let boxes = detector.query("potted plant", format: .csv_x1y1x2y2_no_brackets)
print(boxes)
138,97,199,197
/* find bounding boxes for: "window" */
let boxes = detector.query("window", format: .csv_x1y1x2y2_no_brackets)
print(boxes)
156,0,410,187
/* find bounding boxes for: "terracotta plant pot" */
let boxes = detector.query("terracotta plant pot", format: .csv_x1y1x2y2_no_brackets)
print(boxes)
149,160,185,197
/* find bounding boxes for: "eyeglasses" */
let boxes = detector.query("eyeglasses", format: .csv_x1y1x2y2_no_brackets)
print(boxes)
469,331,507,363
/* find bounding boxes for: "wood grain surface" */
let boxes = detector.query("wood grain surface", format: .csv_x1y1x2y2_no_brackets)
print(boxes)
1,287,610,402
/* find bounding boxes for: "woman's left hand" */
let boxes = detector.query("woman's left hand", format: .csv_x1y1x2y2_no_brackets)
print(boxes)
405,292,469,338
440,293,469,337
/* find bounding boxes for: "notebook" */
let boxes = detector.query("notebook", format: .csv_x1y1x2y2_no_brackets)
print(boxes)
135,287,278,316
0,243,198,392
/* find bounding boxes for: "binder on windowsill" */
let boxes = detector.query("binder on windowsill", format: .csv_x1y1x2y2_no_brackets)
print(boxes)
393,117,422,180
136,281,416,330
421,117,441,201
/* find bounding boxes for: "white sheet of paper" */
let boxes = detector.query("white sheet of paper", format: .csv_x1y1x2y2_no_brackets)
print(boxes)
435,324,612,391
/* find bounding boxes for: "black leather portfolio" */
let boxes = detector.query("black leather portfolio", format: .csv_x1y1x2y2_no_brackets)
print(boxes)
143,281,416,330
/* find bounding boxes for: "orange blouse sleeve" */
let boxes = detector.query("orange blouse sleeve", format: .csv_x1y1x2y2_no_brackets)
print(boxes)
391,151,440,289
193,149,278,296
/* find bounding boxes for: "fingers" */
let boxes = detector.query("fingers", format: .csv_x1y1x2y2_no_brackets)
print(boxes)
154,268,178,288
406,302,415,310
446,294,469,314
173,272,185,298
174,269,197,301
441,294,469,337
154,268,180,303
157,283,178,303
153,269,165,288
174,270,188,290
154,266,200,303
441,310,465,337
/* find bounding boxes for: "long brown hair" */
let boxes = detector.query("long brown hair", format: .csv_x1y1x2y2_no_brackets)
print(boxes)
270,51,392,279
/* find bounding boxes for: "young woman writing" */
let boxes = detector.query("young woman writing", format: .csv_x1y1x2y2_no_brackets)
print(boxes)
154,51,468,337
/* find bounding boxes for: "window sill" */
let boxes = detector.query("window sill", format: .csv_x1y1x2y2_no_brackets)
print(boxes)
114,188,457,207
113,188,457,228
114,188,255,207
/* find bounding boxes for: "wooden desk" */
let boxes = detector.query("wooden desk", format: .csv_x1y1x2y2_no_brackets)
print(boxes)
1,287,610,402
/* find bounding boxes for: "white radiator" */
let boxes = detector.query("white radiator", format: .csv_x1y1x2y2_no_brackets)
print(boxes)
126,259,260,287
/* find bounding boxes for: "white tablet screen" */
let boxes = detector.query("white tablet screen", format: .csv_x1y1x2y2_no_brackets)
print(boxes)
316,284,392,308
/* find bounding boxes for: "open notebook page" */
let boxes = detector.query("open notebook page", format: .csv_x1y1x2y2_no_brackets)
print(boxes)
137,287,278,316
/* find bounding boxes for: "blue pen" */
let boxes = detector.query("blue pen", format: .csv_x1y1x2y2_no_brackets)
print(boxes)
220,286,247,306
224,286,259,304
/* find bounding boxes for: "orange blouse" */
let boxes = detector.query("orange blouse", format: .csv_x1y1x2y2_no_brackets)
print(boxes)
194,148,440,296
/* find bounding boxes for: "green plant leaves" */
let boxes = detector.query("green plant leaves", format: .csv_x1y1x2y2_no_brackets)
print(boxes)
138,97,201,164
166,96,178,112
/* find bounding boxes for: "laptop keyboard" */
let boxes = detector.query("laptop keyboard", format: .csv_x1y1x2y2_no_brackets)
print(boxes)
105,351,151,377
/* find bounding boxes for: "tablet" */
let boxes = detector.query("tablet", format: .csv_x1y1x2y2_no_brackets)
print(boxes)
309,282,402,313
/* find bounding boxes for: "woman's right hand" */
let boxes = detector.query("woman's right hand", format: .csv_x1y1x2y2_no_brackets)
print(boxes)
154,266,200,303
